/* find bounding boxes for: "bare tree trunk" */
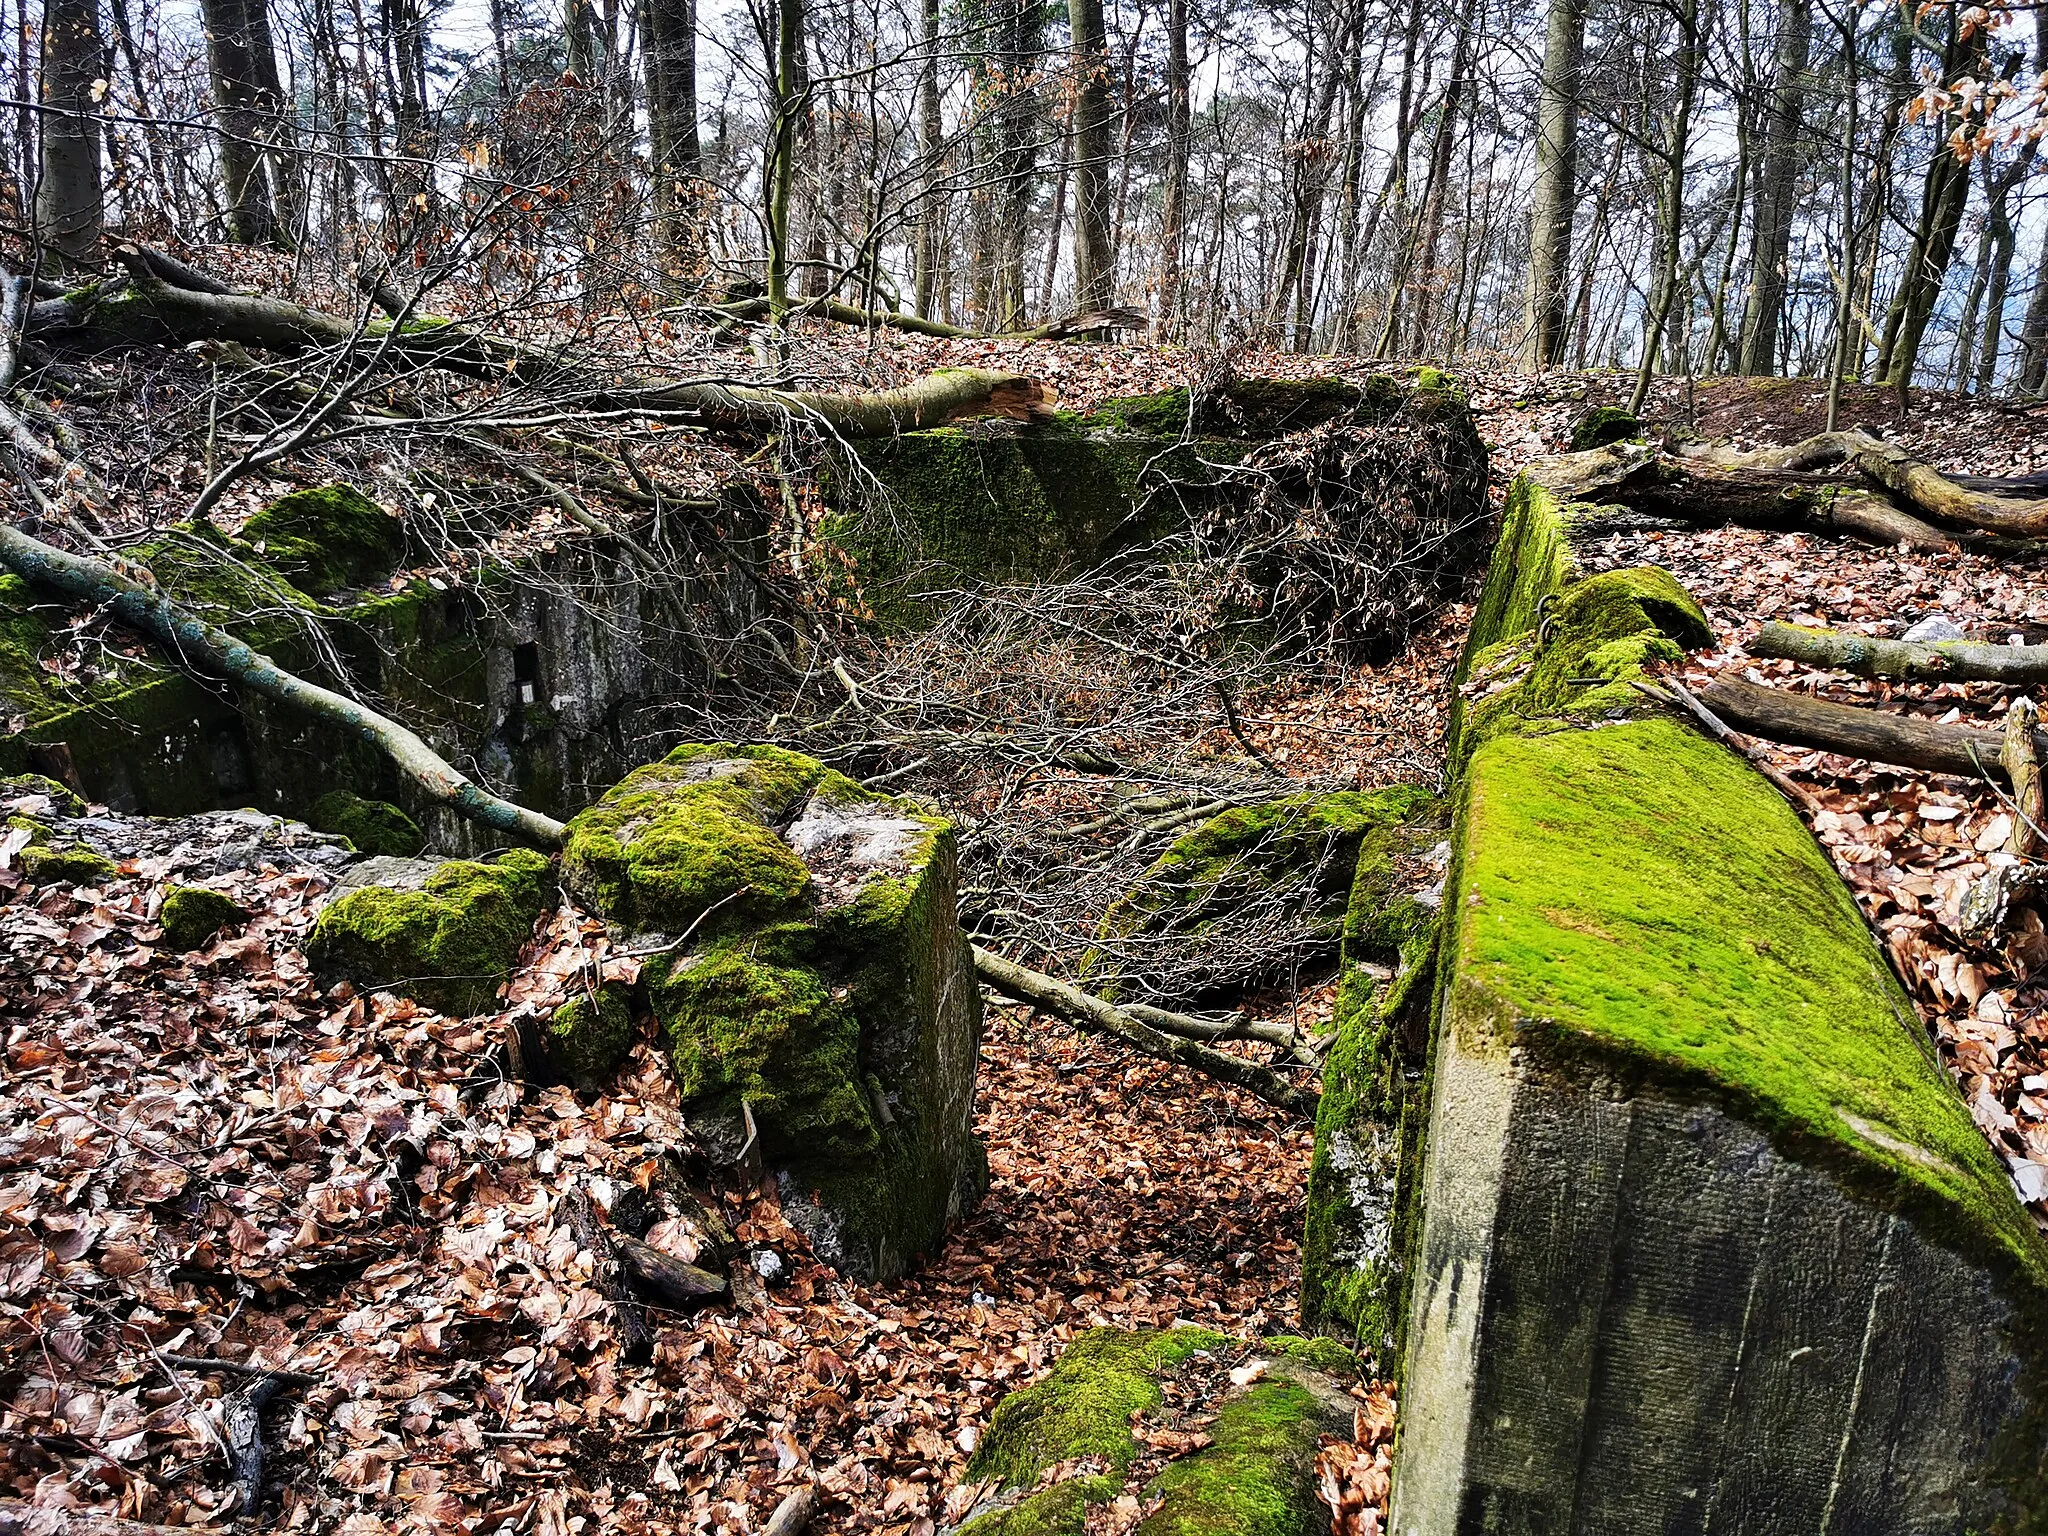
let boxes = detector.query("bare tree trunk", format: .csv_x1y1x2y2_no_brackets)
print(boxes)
1628,0,1700,415
200,0,287,247
36,0,105,268
1067,0,1113,310
1523,0,1585,369
1154,0,1189,342
912,0,943,318
1736,0,1809,375
640,0,700,277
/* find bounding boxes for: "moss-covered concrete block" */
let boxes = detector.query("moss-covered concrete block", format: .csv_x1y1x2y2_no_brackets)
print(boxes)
566,744,985,1280
306,849,551,1016
158,884,246,949
954,1328,1355,1536
1300,795,1447,1359
1089,785,1436,1000
240,483,404,596
307,789,425,857
1393,460,2048,1531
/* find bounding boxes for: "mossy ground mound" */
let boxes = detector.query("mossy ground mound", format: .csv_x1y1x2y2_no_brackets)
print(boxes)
1089,785,1435,1000
306,849,551,1016
158,885,246,949
543,983,638,1090
957,1329,1356,1536
565,744,985,1280
307,789,425,857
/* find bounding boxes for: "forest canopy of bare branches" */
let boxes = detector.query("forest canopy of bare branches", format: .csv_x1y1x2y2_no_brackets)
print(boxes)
7,0,2048,390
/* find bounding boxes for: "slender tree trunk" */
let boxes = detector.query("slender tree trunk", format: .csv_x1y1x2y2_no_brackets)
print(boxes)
36,0,105,268
1067,0,1113,309
641,0,700,276
765,0,803,319
912,0,943,318
1523,0,1585,369
1877,15,1982,388
1737,0,1810,375
200,0,286,247
1629,0,1700,414
1154,0,1189,341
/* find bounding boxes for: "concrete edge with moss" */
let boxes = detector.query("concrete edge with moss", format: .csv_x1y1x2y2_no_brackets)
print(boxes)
1386,461,2048,1532
562,742,986,1281
951,1328,1360,1536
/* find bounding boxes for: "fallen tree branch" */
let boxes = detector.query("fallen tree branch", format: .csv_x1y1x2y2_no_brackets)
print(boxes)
562,1183,655,1364
970,944,1317,1115
1752,621,2048,685
762,1486,818,1536
1697,673,2045,782
26,274,1049,438
2006,698,2044,859
612,1231,728,1308
0,519,567,847
711,295,1148,342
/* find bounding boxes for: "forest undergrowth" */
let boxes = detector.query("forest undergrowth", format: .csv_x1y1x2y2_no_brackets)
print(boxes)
9,335,2048,1534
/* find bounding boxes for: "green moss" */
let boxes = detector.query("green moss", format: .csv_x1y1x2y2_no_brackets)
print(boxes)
305,848,551,1016
545,983,637,1089
1569,405,1643,451
20,842,116,884
158,885,246,949
1302,799,1447,1355
0,774,84,815
307,789,424,857
1091,786,1436,993
562,744,825,932
1137,1376,1335,1536
1261,1335,1361,1377
969,1327,1230,1490
1454,565,1710,767
1458,716,2047,1288
957,1477,1120,1536
240,483,404,597
650,927,878,1161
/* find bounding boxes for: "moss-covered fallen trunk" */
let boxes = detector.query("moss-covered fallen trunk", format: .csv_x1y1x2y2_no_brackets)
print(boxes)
950,1327,1359,1536
1379,457,2048,1532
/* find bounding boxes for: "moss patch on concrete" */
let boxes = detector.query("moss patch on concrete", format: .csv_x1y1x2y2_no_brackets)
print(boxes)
1458,715,2046,1288
561,744,824,933
158,885,246,949
1136,1373,1339,1536
308,789,425,857
1301,796,1447,1357
240,483,404,597
544,983,638,1089
307,848,551,1016
19,841,116,885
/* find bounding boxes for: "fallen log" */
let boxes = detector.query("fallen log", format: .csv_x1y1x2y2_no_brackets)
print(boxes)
970,945,1317,1116
1697,673,2044,782
0,519,568,848
711,295,1149,342
1719,428,2048,538
762,1486,818,1536
562,1184,655,1364
612,1231,728,1308
1752,621,2048,685
25,274,1047,438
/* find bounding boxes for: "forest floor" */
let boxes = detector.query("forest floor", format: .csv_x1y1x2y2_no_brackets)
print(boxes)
8,341,2048,1536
